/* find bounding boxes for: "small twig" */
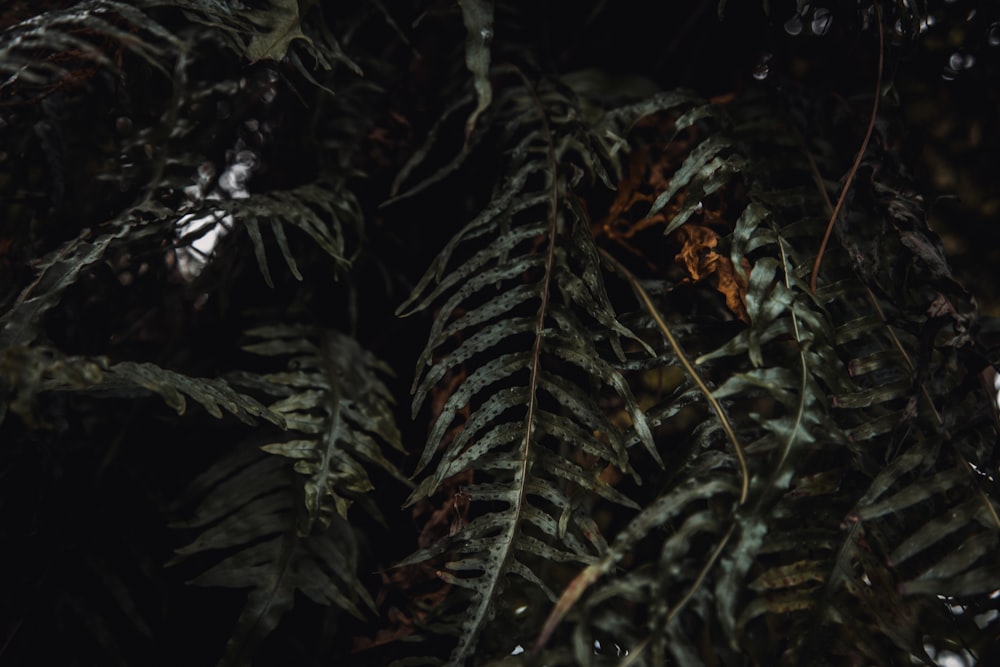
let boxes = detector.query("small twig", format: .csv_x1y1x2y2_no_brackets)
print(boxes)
809,6,884,294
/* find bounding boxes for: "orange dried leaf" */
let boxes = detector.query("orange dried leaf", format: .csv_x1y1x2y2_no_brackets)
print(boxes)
673,224,750,323
674,224,719,280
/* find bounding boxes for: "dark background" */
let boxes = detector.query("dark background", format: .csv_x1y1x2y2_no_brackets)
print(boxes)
1,1,998,665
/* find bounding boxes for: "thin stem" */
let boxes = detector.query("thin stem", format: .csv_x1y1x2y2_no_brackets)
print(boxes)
809,6,884,294
600,249,748,505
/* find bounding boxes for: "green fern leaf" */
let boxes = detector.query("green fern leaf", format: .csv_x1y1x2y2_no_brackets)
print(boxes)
0,1,179,84
173,446,372,667
0,345,285,428
241,325,405,534
104,361,285,426
209,181,359,287
153,0,360,73
398,75,656,665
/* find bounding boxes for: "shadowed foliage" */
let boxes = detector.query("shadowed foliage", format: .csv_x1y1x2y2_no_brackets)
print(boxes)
1,1,999,665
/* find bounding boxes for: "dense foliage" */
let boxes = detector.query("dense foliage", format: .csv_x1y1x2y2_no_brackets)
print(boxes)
2,1,999,665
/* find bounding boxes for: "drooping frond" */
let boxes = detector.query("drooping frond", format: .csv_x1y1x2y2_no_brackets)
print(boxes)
238,325,406,533
0,344,284,428
0,0,370,450
0,0,180,86
177,178,361,288
802,129,998,661
3,1,998,665
172,445,373,667
395,70,658,664
173,326,406,664
147,0,362,74
0,0,365,354
533,82,1000,665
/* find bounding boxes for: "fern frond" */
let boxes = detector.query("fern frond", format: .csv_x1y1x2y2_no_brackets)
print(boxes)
721,93,996,663
165,325,405,664
0,344,284,428
103,361,285,426
0,205,167,348
0,0,179,87
397,73,657,665
533,84,990,665
239,325,406,534
816,220,999,661
173,445,373,667
178,179,361,287
145,0,361,72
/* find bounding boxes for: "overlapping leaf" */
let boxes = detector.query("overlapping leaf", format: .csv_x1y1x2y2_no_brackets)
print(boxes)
535,84,998,665
240,325,405,534
532,92,853,664
0,344,284,428
396,75,657,665
179,180,361,288
0,0,179,86
142,0,360,73
172,446,372,667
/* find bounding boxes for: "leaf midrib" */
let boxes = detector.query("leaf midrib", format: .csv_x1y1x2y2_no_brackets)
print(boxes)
451,76,562,665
